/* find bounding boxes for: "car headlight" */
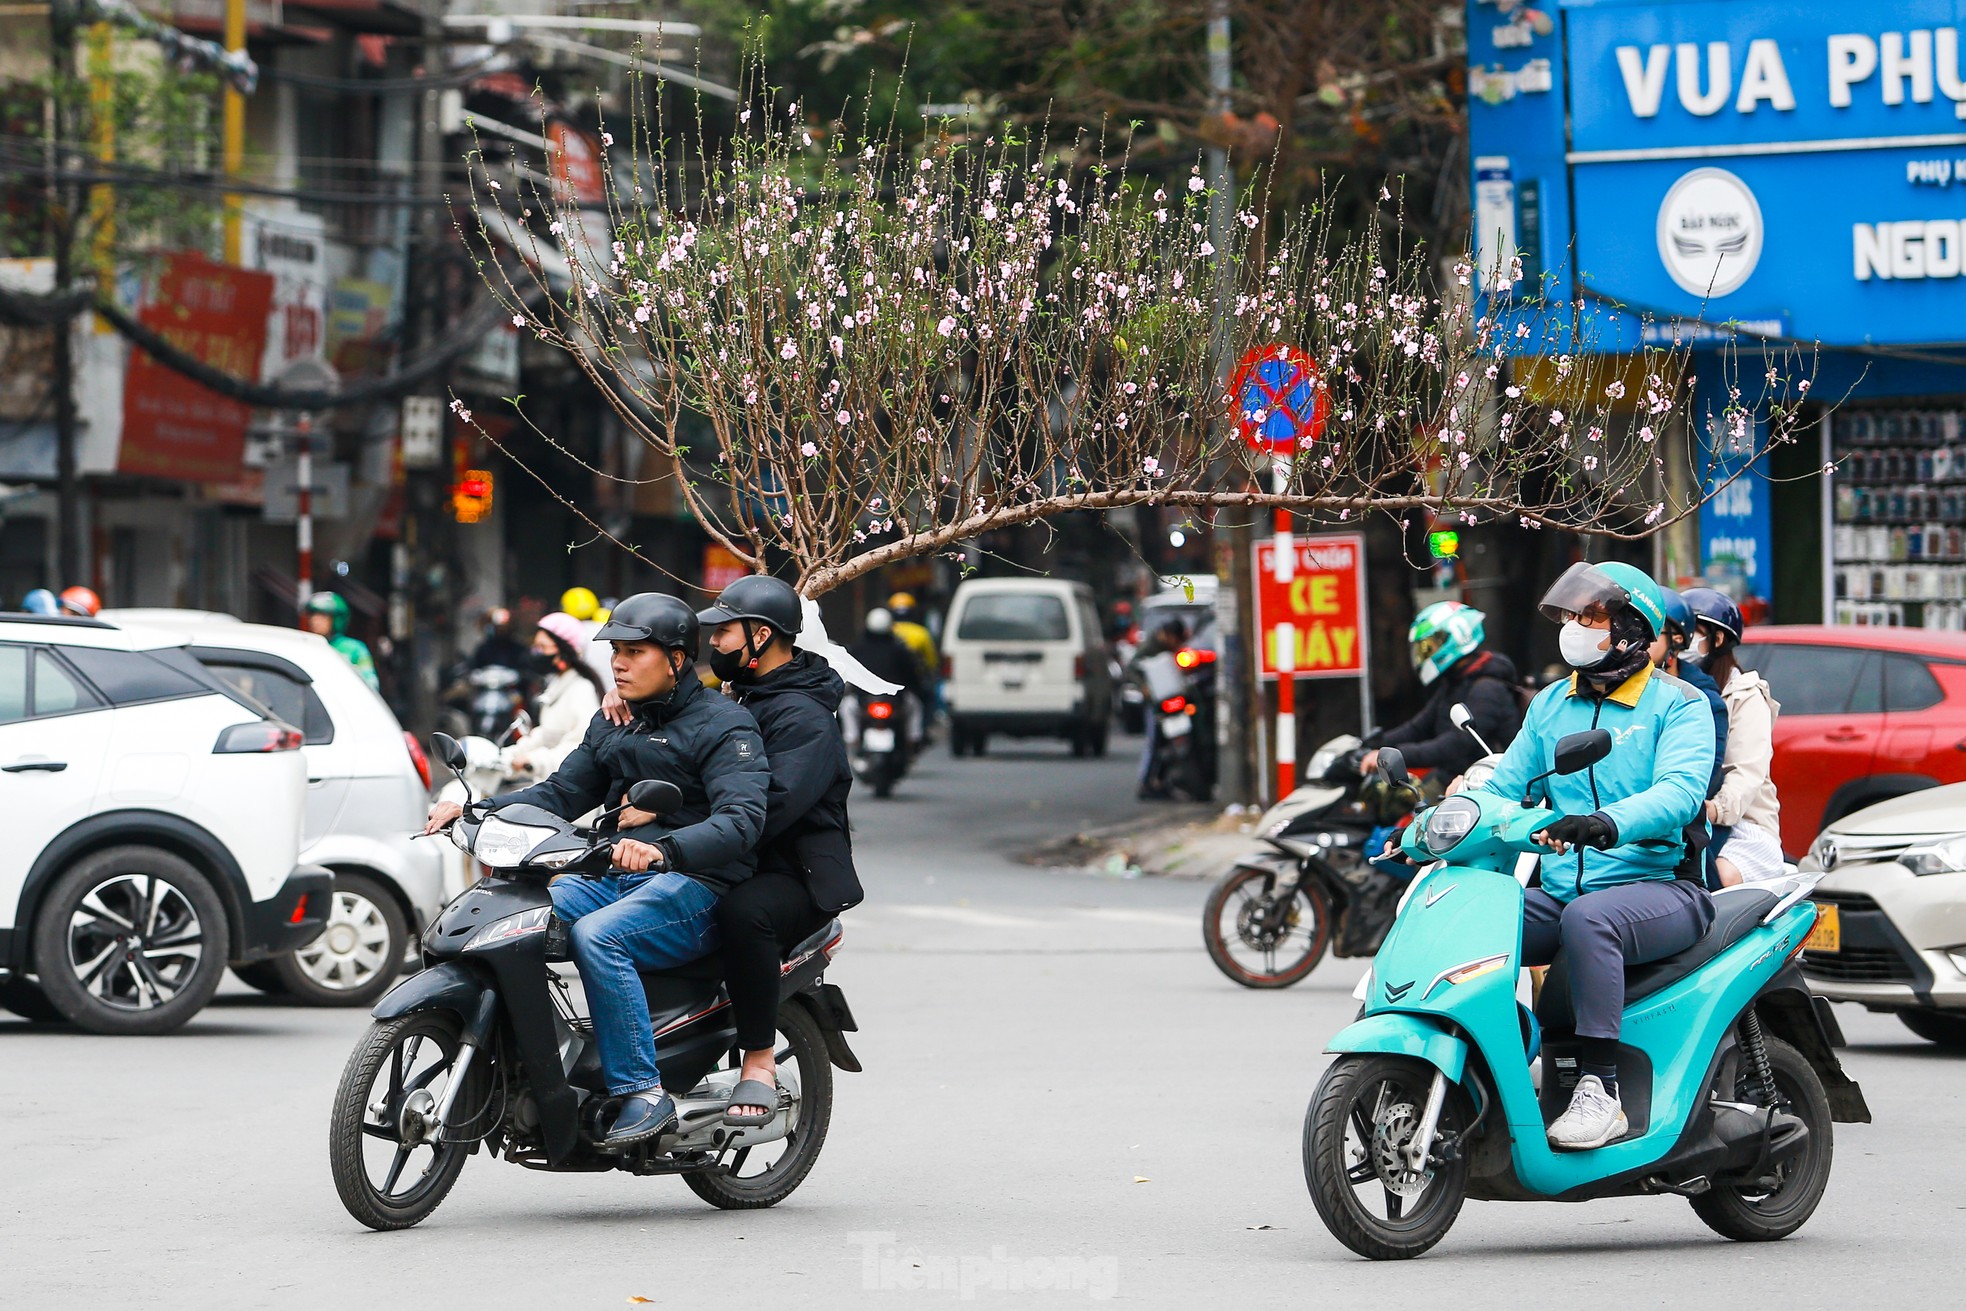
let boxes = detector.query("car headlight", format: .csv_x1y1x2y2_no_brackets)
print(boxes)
475,816,555,868
1422,796,1482,856
464,906,552,950
1899,836,1966,877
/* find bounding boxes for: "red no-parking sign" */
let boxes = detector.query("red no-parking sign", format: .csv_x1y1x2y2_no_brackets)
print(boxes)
1228,343,1328,455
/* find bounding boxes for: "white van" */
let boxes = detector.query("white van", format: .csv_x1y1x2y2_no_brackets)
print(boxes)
943,578,1112,757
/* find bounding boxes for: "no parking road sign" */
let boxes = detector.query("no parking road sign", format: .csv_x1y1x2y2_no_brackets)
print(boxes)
1229,343,1328,455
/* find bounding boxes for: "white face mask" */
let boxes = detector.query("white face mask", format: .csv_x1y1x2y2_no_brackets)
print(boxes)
1684,632,1710,663
1559,619,1612,669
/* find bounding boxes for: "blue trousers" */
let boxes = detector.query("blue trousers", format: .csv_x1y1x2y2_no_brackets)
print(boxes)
1522,879,1713,1042
550,871,720,1096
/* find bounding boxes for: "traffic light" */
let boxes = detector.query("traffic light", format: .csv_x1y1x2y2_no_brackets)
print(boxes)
1427,528,1460,559
451,469,493,523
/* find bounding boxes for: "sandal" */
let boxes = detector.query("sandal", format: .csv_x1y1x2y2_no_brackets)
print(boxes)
722,1078,779,1128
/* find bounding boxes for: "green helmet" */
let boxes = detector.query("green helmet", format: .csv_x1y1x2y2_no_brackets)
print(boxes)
1409,601,1485,686
1537,560,1666,640
304,590,351,636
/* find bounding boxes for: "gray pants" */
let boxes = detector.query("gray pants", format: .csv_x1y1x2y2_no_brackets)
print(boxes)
1522,880,1714,1041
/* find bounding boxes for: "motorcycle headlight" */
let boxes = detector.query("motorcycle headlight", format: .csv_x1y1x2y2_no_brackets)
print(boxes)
1422,796,1482,856
530,845,585,869
474,816,555,868
449,824,473,853
464,906,552,950
1899,836,1966,877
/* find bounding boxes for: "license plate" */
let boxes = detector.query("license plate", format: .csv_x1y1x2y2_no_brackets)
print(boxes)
1160,713,1192,738
1803,902,1840,954
1000,678,1025,691
862,727,896,752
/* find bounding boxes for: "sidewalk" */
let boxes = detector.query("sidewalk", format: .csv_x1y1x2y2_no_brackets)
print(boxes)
1021,804,1258,881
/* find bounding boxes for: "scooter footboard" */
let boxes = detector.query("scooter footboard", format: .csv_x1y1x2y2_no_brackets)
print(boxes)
1326,1012,1468,1084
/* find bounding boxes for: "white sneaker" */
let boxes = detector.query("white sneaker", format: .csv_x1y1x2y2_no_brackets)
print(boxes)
1547,1074,1628,1151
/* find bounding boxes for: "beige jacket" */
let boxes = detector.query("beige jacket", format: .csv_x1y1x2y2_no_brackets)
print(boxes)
507,669,601,779
1711,666,1781,834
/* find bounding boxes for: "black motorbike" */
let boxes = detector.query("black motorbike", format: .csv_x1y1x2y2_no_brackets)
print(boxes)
328,735,862,1231
850,689,910,799
1202,734,1418,988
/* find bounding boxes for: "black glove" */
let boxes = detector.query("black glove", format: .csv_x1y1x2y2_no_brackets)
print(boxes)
1543,813,1618,850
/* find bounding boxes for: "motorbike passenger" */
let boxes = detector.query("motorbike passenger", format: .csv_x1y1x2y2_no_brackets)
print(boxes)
424,592,770,1149
1130,616,1189,800
302,591,380,692
58,585,101,617
1358,601,1522,780
1472,561,1716,1151
19,588,61,615
505,611,605,779
470,604,532,674
685,575,864,1127
845,608,928,748
1682,587,1785,887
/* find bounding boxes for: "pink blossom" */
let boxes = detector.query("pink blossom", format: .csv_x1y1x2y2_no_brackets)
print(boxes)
937,316,958,337
835,410,852,426
1187,175,1205,192
800,441,818,457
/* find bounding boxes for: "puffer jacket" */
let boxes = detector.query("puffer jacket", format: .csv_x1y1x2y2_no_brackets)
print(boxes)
731,652,864,914
1710,666,1782,836
1475,662,1716,902
508,668,602,779
494,667,769,892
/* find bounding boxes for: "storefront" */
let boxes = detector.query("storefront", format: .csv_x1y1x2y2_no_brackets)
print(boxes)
1468,0,1966,628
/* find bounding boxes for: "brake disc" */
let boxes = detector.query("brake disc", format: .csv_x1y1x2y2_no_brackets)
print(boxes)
1370,1101,1433,1197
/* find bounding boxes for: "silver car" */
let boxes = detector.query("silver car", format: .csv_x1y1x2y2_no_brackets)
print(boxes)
104,611,443,1006
1798,781,1966,1049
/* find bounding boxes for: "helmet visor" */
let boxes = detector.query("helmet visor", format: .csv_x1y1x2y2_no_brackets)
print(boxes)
1411,630,1449,671
593,617,655,643
1536,561,1631,625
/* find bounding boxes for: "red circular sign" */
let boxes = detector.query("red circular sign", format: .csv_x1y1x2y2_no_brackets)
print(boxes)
1228,344,1327,454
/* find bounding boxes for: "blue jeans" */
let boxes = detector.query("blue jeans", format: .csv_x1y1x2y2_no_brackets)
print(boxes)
550,871,721,1096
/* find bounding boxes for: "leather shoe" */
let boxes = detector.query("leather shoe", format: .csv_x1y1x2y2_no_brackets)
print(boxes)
600,1091,677,1151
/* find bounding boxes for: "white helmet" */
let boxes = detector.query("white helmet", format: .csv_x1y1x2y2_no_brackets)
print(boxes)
865,607,893,634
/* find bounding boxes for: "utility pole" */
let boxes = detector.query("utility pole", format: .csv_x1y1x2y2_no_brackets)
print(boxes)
48,0,82,585
1205,0,1254,807
221,0,244,263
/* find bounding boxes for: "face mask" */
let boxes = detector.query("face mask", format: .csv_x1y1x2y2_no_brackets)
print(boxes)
527,651,558,676
708,644,748,684
1682,632,1710,668
1559,619,1612,669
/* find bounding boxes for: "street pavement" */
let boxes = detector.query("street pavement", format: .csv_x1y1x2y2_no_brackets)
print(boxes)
1,735,1954,1307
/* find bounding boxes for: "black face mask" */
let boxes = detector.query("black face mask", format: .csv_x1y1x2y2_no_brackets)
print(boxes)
708,644,748,684
526,651,558,676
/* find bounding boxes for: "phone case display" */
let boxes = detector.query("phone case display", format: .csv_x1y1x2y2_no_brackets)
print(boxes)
1831,409,1966,630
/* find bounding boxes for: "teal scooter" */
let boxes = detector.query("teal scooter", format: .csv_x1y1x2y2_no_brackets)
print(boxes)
1304,730,1869,1260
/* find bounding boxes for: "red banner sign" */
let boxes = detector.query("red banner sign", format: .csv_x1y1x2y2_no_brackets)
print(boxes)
119,253,274,482
1252,532,1368,678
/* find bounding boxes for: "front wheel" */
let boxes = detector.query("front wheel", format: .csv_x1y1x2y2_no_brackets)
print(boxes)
1202,866,1331,988
683,999,835,1210
328,1012,480,1231
1690,1035,1834,1242
1304,1055,1470,1261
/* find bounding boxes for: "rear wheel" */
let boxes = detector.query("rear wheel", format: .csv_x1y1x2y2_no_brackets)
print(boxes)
272,874,407,1007
1690,1036,1834,1242
1304,1055,1470,1260
1203,866,1331,988
0,975,65,1023
328,1012,480,1231
683,1000,834,1210
1898,1010,1966,1049
33,846,229,1035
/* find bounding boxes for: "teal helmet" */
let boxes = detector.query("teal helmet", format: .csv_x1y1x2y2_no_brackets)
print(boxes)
1538,560,1666,640
1409,601,1485,686
303,590,351,636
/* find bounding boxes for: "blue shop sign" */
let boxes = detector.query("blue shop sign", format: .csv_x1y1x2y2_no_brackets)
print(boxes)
1469,0,1966,348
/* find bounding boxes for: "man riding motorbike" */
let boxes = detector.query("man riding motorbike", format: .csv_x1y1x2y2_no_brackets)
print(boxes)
423,592,770,1150
1471,561,1716,1151
1358,601,1522,781
303,591,380,691
687,575,864,1128
846,608,929,749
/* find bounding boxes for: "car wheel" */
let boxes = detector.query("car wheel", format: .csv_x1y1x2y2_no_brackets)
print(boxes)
33,845,229,1035
0,975,66,1023
271,873,407,1007
231,961,288,994
1898,1011,1966,1049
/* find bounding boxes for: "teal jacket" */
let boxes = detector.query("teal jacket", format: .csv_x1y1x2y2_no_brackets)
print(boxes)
1473,664,1715,901
329,633,380,692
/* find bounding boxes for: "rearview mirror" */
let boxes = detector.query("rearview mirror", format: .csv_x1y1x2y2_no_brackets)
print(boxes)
1376,746,1410,787
1449,703,1473,731
1553,729,1612,776
432,732,466,773
628,779,684,815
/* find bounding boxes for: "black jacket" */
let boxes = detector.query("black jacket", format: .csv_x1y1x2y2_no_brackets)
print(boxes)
1380,650,1524,775
495,667,769,892
846,631,928,701
732,652,865,914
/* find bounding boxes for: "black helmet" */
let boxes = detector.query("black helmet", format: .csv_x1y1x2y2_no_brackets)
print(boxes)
697,574,803,641
594,592,700,659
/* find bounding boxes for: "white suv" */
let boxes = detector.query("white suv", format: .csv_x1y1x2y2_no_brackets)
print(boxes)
105,610,444,1006
0,614,325,1034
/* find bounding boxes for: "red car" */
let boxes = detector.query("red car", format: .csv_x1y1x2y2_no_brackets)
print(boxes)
1733,625,1966,858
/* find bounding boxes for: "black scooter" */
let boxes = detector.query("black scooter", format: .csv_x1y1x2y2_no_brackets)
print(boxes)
850,689,910,799
328,735,862,1231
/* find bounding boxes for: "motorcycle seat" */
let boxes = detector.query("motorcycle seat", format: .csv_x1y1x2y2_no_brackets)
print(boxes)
1536,886,1779,1032
637,918,844,985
